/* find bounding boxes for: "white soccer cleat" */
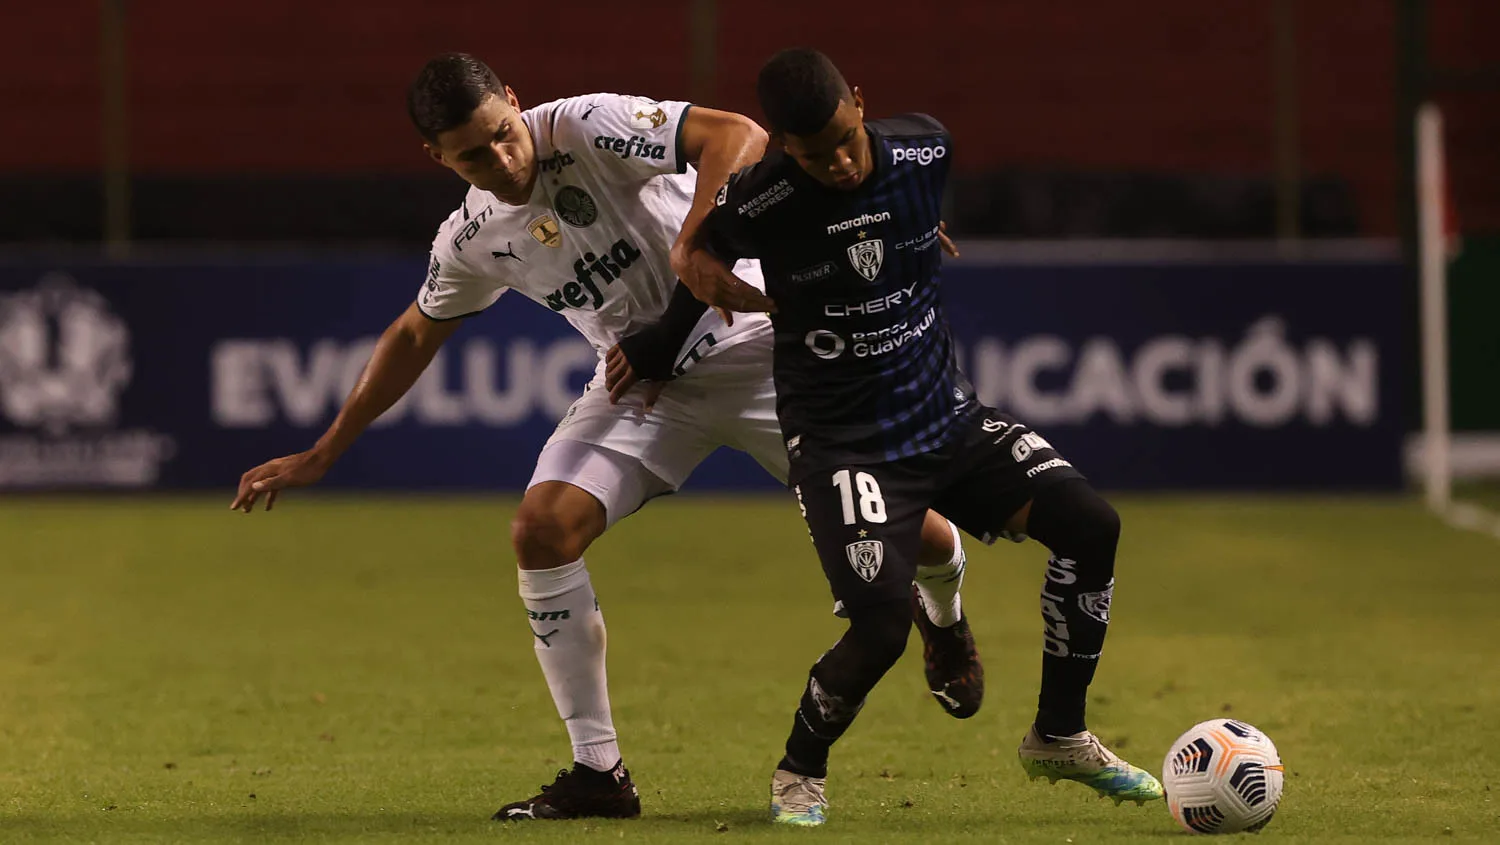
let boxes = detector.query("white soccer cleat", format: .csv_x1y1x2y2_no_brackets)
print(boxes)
1018,726,1164,805
770,768,828,826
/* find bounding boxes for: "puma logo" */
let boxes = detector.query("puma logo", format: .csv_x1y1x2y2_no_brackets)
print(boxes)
492,242,522,262
531,627,560,647
582,103,600,120
931,686,962,712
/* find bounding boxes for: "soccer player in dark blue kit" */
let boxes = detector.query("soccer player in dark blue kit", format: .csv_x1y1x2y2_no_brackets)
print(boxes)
611,48,1163,825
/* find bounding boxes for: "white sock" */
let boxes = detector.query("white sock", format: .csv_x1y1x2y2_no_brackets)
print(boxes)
517,558,621,772
914,519,965,627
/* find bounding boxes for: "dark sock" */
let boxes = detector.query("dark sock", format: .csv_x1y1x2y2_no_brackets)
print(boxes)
1023,479,1120,737
778,601,910,778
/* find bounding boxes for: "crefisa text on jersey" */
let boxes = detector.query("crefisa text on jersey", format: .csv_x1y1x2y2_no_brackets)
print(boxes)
592,134,667,162
544,239,644,312
538,150,576,174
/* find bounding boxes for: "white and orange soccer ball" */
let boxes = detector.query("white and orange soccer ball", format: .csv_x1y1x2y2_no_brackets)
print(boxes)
1161,719,1284,834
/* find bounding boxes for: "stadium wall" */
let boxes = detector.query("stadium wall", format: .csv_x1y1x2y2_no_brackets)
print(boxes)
3,1,1497,239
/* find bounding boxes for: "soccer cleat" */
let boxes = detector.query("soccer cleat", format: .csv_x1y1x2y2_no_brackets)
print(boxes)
912,586,984,718
770,768,828,826
1018,726,1165,805
493,760,641,820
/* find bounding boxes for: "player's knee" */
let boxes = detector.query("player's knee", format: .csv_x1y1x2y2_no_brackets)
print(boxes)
511,505,591,569
1028,479,1121,573
1077,488,1121,549
916,512,957,568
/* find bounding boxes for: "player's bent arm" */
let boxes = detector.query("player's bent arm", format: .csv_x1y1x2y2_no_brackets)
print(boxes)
308,302,463,465
671,107,767,256
616,281,710,381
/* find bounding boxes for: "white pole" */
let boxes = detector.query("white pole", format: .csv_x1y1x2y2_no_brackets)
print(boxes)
1417,103,1451,511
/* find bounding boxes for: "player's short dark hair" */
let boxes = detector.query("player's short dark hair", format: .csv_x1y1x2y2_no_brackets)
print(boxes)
407,53,505,142
756,48,851,136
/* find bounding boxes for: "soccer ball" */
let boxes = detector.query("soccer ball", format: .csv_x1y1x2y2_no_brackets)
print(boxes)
1161,719,1284,834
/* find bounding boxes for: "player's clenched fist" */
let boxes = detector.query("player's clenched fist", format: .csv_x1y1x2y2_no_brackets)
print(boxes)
230,450,332,513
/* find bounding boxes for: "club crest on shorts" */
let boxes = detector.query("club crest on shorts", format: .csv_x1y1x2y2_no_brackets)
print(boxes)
845,539,884,582
846,238,884,281
528,214,562,247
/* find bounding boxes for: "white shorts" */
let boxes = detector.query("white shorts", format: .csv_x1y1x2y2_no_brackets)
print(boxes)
526,333,788,526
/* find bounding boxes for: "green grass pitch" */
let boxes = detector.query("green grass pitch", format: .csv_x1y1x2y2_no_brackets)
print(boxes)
1,493,1497,843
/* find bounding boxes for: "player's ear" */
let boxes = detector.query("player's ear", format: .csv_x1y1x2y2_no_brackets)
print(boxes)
851,86,865,116
503,85,522,112
423,143,448,169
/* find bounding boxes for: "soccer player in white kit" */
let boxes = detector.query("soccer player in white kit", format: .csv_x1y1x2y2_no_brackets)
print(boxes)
229,53,979,821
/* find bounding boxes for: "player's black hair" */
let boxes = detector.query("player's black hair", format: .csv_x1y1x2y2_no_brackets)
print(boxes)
407,53,505,143
756,48,851,136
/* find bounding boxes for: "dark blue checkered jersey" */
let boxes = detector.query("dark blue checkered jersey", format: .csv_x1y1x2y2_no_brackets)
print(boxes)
704,114,976,481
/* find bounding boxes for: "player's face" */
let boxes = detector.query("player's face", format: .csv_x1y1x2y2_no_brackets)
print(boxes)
780,88,870,191
426,88,537,203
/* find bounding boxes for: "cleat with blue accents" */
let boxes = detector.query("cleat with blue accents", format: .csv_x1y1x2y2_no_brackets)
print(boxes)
770,768,827,826
1018,727,1164,805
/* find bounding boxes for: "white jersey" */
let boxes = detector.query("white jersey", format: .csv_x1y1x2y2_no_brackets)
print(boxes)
418,93,769,371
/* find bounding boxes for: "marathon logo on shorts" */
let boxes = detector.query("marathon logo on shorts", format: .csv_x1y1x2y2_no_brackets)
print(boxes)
1026,457,1073,478
845,539,884,582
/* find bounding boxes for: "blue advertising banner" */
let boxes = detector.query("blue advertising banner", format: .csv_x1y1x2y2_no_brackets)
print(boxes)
0,252,1405,491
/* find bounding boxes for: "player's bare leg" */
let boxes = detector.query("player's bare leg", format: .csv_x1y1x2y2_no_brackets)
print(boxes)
912,511,984,718
498,480,640,820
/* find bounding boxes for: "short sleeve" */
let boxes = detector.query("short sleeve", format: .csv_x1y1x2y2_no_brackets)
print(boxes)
553,94,694,182
701,168,765,262
416,205,509,321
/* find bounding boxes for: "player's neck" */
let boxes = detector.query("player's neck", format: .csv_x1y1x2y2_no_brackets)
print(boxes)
489,169,538,207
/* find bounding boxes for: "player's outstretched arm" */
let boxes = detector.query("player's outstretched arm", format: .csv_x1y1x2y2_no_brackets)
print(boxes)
229,303,463,513
669,108,776,323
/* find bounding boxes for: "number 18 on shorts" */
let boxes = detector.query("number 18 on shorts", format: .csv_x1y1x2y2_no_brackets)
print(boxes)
794,464,932,614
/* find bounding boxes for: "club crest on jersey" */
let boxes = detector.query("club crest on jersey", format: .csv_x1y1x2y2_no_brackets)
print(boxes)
847,238,885,281
528,214,562,248
555,185,598,228
845,540,884,582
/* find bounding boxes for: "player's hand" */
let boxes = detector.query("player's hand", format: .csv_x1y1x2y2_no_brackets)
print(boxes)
230,449,333,513
604,344,666,412
670,243,776,327
938,221,960,258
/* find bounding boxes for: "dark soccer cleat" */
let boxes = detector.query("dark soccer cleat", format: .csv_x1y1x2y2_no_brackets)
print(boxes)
912,585,984,718
493,761,641,821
